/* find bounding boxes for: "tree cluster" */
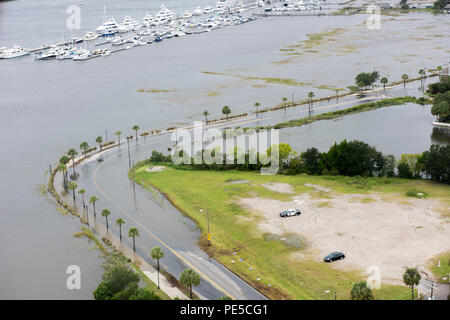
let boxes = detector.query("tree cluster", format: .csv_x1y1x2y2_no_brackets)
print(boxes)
93,265,160,300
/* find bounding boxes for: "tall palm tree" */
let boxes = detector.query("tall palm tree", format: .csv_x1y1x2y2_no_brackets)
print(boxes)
58,163,67,185
96,136,103,151
403,268,421,300
179,268,201,299
114,131,122,146
350,281,374,300
436,65,443,80
67,148,78,175
401,73,409,88
80,141,89,158
78,189,86,208
59,155,70,183
116,218,125,241
132,125,140,141
101,209,111,231
68,181,78,202
128,227,139,252
203,110,210,124
222,105,231,119
418,69,426,90
254,102,261,116
381,77,388,90
282,97,288,113
89,196,99,218
308,91,315,107
151,247,164,289
335,88,340,103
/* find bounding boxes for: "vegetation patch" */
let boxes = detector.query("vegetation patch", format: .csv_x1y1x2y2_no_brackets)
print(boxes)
132,166,441,299
406,189,429,199
137,88,175,93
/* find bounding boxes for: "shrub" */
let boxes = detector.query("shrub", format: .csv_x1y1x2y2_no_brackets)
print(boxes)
397,162,412,179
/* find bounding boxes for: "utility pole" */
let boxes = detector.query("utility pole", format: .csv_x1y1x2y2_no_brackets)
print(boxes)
105,130,108,142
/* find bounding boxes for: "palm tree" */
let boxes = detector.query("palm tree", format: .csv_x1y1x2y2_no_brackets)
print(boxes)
78,189,86,208
59,155,70,183
403,268,421,300
222,105,231,119
151,247,164,289
128,227,139,252
401,73,409,88
308,91,315,107
80,141,89,158
132,125,140,141
67,148,78,175
381,77,388,90
114,131,122,146
254,102,260,116
418,69,426,90
96,136,103,151
203,110,210,124
350,281,374,300
335,88,340,103
59,155,69,165
68,181,78,202
101,209,111,231
116,218,125,241
436,65,443,80
282,97,288,113
89,196,99,218
179,268,201,299
58,163,68,185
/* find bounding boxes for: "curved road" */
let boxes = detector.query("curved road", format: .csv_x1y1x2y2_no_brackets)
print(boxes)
55,82,421,300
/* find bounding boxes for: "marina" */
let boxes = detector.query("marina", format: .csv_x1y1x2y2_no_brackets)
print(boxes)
0,0,331,62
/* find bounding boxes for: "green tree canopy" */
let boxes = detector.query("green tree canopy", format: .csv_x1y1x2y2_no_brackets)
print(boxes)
350,281,374,300
403,268,421,300
179,268,201,299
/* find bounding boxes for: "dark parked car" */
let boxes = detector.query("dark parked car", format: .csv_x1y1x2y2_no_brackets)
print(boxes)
324,252,345,262
279,208,301,218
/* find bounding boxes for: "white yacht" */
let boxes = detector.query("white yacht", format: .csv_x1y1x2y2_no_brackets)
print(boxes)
203,5,213,14
96,18,119,36
83,32,99,41
93,48,111,56
0,47,6,59
193,6,202,16
2,46,30,59
183,10,193,19
73,49,90,61
142,13,155,27
35,47,59,60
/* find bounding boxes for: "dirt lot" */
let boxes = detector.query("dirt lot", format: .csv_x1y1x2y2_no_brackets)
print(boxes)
238,183,450,284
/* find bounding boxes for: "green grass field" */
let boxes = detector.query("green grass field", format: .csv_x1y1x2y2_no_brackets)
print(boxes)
133,166,450,300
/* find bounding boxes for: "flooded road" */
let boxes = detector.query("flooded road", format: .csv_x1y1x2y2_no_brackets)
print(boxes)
0,0,448,298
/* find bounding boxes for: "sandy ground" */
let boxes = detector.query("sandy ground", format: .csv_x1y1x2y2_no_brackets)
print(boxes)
237,184,450,284
145,166,166,172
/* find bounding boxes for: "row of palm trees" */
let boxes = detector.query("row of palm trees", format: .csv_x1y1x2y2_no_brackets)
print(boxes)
57,125,142,183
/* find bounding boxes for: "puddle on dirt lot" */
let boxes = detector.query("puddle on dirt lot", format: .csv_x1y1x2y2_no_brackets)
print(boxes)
263,233,308,249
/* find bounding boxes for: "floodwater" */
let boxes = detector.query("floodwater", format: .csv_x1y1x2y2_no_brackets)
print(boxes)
0,0,449,299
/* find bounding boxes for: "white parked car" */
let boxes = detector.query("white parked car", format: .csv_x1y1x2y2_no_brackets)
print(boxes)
279,208,301,218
